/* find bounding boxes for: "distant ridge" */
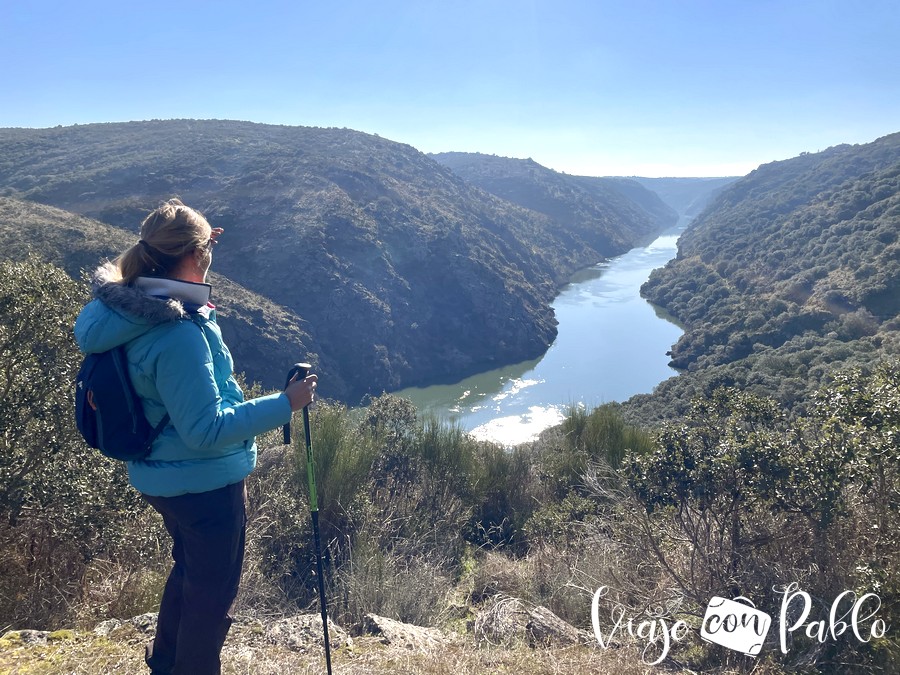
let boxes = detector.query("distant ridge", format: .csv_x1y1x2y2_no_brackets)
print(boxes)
430,151,678,247
628,176,737,217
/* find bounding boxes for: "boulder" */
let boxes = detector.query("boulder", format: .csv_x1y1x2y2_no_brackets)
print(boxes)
357,613,449,650
89,611,353,654
264,614,351,652
91,612,156,637
1,629,51,645
472,596,529,646
129,612,159,633
0,629,76,645
93,619,124,637
525,605,586,647
473,596,589,648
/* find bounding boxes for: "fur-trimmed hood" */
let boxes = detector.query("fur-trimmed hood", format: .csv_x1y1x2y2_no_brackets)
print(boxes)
90,262,191,324
75,263,211,355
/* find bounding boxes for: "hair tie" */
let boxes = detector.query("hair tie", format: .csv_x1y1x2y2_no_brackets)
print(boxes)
139,239,154,252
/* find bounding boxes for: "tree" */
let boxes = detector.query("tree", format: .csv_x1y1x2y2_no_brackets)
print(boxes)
0,256,88,524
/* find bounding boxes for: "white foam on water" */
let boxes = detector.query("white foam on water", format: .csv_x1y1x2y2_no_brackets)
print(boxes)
469,405,566,446
491,378,541,403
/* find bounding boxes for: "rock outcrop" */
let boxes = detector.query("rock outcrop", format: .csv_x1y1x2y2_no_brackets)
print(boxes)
355,613,450,650
472,596,590,648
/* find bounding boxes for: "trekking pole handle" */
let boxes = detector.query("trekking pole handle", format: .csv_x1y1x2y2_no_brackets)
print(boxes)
283,362,312,444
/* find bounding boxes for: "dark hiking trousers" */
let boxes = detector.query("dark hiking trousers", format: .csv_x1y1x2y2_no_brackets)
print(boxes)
142,480,247,675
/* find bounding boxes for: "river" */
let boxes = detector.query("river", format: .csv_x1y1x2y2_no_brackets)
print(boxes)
394,218,689,445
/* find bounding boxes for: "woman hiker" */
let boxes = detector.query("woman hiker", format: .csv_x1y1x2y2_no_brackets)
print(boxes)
74,198,318,674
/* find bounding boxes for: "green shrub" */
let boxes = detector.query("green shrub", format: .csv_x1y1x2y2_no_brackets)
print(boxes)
0,257,161,629
299,399,376,545
248,395,497,618
239,445,313,613
466,443,540,551
562,403,655,469
623,366,900,671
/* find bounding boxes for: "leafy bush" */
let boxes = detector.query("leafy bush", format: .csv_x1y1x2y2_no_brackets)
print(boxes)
623,365,899,671
0,257,164,629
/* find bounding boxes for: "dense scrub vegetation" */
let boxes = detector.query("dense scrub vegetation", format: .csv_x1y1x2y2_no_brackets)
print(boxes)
2,257,896,672
0,258,169,629
627,134,900,423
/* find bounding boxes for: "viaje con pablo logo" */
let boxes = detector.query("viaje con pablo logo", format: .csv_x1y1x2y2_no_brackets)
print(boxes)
591,583,889,665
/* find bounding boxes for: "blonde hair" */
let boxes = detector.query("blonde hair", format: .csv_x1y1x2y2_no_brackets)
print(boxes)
113,198,212,284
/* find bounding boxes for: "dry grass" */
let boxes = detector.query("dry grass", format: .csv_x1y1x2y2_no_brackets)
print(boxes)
0,623,798,675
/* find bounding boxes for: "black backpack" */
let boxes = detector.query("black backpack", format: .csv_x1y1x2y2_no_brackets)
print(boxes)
75,345,170,461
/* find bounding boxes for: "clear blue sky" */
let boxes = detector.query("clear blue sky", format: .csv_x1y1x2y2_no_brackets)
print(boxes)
2,0,898,177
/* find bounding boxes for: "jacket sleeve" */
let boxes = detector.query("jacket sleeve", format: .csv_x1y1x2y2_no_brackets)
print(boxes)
152,321,292,452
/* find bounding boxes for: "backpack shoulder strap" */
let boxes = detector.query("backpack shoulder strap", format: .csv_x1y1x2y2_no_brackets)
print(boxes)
146,410,170,448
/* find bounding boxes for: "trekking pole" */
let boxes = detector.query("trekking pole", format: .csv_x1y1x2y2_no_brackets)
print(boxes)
284,363,333,675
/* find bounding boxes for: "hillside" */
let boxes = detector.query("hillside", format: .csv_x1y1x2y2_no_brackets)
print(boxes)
430,152,678,247
624,133,900,421
0,120,670,400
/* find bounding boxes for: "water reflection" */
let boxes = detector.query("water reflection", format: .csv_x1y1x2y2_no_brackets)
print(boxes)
395,219,689,445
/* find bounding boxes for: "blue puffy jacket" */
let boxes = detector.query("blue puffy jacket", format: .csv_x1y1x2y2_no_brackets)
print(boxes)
74,264,292,497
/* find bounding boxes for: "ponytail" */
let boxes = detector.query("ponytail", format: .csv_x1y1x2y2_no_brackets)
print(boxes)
112,198,212,285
